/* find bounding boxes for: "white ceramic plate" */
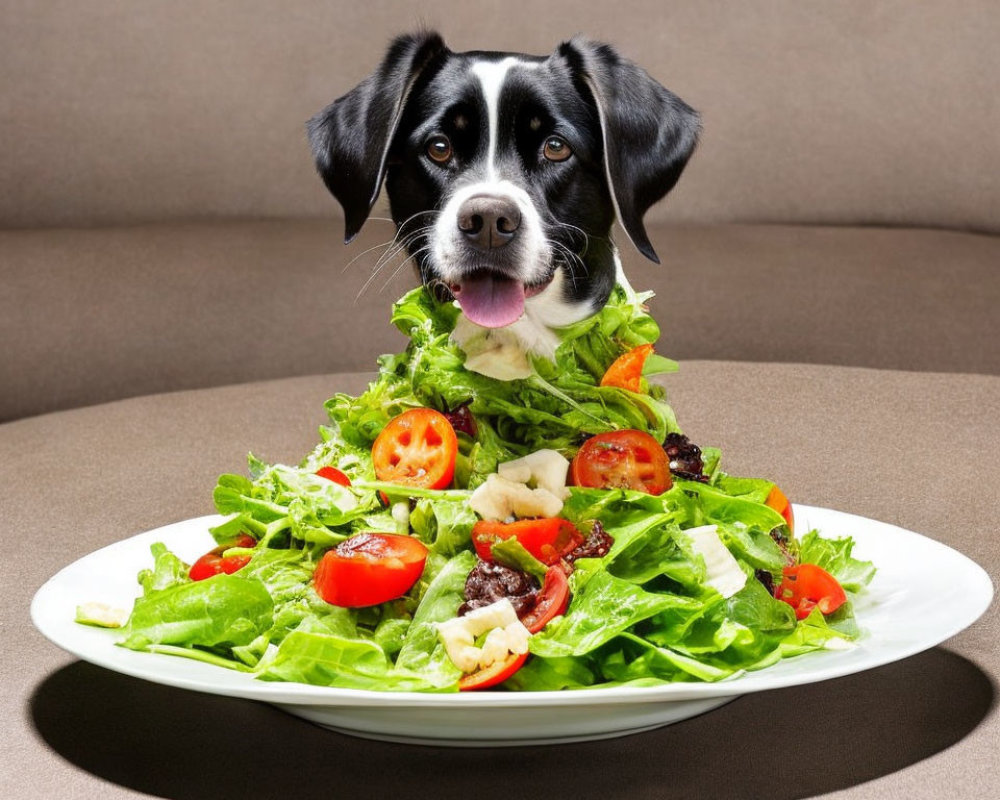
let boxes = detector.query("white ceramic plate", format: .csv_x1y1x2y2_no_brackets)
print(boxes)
32,506,993,746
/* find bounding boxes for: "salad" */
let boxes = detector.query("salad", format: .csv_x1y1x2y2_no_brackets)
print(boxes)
78,285,875,692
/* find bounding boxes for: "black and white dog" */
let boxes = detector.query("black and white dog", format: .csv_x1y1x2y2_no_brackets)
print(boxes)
308,31,698,370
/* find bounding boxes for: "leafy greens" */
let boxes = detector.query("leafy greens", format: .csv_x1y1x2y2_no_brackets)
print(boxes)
100,285,875,692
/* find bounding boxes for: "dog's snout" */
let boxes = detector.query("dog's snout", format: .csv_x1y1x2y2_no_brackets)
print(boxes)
457,195,521,250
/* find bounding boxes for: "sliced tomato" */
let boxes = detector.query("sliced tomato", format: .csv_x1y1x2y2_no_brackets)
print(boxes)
520,566,570,633
765,485,795,532
313,532,428,608
458,651,528,691
600,343,654,392
188,533,257,581
372,408,458,491
472,518,584,565
569,429,672,495
316,466,351,486
775,563,847,620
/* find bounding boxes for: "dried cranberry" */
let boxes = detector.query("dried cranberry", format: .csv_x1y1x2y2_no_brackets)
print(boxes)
663,432,706,480
459,561,539,617
444,403,478,438
565,521,615,565
755,569,775,594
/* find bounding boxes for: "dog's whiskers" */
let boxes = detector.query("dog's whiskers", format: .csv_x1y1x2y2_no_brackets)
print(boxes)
340,238,401,274
379,243,435,294
353,216,438,301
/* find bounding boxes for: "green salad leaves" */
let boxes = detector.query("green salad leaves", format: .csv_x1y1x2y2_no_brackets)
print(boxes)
98,285,875,692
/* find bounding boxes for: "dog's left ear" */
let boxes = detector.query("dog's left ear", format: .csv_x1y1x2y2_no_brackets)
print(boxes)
557,38,700,263
308,31,449,243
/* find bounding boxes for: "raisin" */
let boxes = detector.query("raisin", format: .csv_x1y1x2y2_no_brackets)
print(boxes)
663,432,707,481
443,402,478,438
458,561,539,617
565,521,615,565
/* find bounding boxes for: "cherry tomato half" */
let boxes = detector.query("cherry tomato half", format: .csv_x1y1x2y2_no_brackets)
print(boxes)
600,343,654,393
313,532,428,608
569,429,672,495
188,533,257,581
372,408,458,491
316,466,351,486
765,485,795,533
520,565,570,633
458,651,529,691
775,563,847,620
472,518,584,566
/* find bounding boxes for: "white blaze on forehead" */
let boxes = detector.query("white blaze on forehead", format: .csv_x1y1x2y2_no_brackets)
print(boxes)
470,57,539,180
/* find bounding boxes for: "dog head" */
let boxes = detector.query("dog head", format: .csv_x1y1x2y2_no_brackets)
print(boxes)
308,31,699,336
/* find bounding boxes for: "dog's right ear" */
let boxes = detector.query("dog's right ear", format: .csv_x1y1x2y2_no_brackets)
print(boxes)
308,31,448,243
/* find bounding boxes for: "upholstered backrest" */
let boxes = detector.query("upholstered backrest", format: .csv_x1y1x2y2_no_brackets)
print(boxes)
2,0,997,232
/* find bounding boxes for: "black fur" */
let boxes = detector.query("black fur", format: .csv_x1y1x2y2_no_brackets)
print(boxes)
308,30,699,314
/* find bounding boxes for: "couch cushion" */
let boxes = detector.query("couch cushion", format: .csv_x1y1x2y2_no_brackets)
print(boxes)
2,2,998,232
625,223,1000,374
2,219,997,422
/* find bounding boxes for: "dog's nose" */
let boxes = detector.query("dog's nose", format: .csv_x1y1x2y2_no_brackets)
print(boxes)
457,195,521,250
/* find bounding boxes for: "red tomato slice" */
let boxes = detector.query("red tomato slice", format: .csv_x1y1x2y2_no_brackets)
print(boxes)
316,466,351,486
313,532,428,608
569,429,672,495
765,485,795,532
775,563,847,620
520,566,570,633
458,651,529,691
600,343,654,393
188,533,257,581
372,408,458,491
472,518,584,565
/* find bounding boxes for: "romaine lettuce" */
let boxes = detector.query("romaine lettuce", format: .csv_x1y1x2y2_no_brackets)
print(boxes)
107,285,875,692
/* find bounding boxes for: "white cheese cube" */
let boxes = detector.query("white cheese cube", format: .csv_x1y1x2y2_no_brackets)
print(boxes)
435,599,532,674
498,449,570,499
685,524,748,599
469,473,564,521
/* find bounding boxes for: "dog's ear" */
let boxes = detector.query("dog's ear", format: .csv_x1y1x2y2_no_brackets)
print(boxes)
308,31,448,243
557,38,700,263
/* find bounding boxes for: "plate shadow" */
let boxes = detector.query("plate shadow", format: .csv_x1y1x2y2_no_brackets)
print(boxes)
30,647,995,800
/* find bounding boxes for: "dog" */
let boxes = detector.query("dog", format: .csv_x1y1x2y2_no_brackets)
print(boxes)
308,31,699,374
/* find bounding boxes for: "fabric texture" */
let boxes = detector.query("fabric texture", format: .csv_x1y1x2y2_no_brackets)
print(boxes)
3,219,998,422
7,364,997,799
1,0,998,232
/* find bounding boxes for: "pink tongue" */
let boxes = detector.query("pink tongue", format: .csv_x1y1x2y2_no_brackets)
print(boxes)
454,274,526,328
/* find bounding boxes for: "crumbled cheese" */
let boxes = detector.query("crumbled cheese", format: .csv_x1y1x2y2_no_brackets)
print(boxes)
75,602,128,628
451,316,534,380
436,598,531,673
391,500,410,535
469,473,564,521
685,524,748,599
497,449,570,499
497,462,533,484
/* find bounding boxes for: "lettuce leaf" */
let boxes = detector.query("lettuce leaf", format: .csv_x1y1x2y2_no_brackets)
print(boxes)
102,284,876,692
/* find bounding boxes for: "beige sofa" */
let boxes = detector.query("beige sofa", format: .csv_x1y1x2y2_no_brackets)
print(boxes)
5,3,998,799
2,1,998,422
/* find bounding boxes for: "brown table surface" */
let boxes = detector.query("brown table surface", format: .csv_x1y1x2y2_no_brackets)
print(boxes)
4,362,997,799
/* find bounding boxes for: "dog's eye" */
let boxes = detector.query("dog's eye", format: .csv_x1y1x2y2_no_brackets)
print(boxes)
426,136,453,164
542,137,572,162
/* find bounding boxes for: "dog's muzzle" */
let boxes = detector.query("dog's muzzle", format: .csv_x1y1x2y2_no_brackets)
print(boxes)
436,184,553,330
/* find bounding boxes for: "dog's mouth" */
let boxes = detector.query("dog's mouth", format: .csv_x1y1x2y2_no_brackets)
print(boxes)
448,271,553,329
